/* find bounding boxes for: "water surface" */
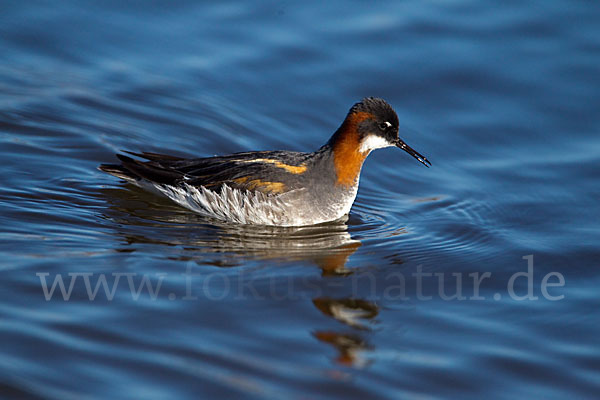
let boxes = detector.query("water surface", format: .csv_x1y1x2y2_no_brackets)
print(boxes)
1,1,599,399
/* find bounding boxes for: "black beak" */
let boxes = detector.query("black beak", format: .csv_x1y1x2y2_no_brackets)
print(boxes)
394,138,431,167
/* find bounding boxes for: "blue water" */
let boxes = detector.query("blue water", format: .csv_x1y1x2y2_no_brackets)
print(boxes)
1,1,599,398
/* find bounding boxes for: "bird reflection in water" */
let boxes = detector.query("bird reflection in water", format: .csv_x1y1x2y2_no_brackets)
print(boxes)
100,185,381,367
100,185,361,270
313,298,379,368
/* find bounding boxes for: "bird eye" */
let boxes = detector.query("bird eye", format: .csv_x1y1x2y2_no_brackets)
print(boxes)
379,121,391,131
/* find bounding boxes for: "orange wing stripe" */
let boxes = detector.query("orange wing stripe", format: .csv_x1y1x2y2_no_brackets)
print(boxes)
234,177,285,194
237,158,307,174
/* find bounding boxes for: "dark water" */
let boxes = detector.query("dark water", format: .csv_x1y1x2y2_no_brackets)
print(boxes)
1,1,599,398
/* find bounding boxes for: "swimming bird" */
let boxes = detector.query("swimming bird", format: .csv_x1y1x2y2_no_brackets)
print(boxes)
99,97,430,226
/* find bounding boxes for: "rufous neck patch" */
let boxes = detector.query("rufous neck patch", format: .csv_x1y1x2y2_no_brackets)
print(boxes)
331,111,373,186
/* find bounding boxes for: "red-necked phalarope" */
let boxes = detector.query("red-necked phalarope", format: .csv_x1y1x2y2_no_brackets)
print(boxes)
100,97,431,226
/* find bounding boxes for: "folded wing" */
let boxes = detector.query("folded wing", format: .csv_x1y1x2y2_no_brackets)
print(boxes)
99,150,310,195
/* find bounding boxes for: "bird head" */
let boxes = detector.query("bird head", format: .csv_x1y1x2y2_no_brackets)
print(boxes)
345,97,431,167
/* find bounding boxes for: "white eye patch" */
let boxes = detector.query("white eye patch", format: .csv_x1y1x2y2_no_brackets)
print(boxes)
359,135,394,153
383,121,392,128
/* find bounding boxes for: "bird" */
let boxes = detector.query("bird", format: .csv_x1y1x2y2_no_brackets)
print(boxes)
99,97,431,226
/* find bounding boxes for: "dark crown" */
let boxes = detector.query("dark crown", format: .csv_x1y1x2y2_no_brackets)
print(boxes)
349,97,399,128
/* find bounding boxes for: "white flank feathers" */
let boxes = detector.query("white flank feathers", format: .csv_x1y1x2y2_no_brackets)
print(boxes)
130,178,359,226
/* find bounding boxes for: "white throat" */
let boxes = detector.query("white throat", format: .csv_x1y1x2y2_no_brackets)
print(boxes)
359,135,394,153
